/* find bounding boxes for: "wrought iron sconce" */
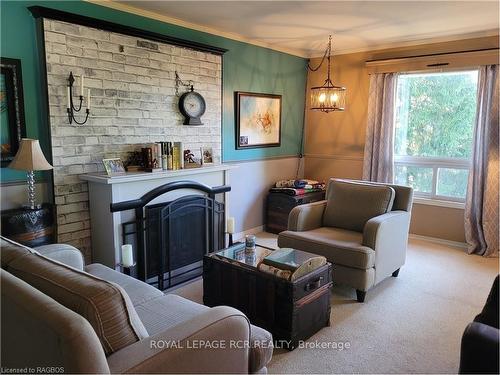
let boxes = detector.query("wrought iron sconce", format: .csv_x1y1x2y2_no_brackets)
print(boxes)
66,71,90,125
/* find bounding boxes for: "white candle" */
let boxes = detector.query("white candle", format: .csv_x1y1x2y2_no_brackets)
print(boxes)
67,86,70,109
121,244,134,267
80,75,84,96
87,89,91,110
227,217,235,234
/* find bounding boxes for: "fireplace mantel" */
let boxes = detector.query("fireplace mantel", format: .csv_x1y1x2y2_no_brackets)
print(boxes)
80,164,235,269
80,164,236,185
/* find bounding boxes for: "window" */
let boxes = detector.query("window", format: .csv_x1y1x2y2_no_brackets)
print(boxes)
394,70,478,202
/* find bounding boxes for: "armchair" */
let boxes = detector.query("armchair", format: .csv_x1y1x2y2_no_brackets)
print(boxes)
278,178,413,302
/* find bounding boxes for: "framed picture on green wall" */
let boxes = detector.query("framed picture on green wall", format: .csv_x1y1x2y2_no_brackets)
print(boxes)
235,92,282,149
1,57,26,167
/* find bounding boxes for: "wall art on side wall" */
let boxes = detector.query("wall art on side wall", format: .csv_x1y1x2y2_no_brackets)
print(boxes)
235,92,281,149
0,57,26,167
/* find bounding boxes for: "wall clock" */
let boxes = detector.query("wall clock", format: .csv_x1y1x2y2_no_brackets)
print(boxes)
178,86,206,126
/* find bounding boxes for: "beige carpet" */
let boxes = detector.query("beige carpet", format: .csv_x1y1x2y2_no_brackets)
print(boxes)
172,233,499,374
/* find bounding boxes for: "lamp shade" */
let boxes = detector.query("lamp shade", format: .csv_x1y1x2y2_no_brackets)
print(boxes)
8,138,53,171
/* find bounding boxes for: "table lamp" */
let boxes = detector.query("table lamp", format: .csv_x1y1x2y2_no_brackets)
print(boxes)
8,138,53,209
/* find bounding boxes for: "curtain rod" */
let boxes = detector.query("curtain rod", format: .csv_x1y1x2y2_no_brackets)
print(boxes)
366,47,499,63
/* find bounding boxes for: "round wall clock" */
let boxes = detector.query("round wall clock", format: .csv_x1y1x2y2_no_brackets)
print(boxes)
178,86,206,126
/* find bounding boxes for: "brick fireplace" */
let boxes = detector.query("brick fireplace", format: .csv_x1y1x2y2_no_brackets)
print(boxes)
42,18,222,262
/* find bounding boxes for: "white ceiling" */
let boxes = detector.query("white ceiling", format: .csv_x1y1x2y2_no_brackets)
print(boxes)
105,1,499,57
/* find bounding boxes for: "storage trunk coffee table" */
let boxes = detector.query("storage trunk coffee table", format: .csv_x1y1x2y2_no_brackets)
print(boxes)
203,245,332,349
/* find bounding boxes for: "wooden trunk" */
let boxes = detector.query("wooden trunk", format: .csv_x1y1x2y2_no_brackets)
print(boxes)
266,191,326,234
203,256,332,349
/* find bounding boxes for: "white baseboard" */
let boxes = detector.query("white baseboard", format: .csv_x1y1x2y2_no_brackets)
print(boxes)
233,225,265,241
409,233,468,250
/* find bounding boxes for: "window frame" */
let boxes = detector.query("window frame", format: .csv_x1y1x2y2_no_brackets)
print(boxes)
393,69,478,204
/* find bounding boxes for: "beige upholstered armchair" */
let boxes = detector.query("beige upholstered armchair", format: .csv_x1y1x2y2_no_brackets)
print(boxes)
278,179,413,302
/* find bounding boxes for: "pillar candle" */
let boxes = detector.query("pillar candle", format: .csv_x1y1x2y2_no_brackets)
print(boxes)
227,217,235,234
80,75,84,96
121,244,134,267
87,89,91,110
67,86,70,109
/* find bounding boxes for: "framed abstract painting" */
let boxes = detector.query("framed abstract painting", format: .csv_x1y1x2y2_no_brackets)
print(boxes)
235,92,282,149
1,57,26,167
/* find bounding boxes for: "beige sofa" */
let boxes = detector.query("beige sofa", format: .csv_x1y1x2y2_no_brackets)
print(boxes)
278,179,413,302
0,237,273,373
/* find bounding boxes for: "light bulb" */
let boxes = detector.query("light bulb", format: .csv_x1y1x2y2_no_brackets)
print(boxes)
331,93,339,102
319,93,326,103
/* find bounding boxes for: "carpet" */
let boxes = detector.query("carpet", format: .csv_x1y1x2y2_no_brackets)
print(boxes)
171,233,499,374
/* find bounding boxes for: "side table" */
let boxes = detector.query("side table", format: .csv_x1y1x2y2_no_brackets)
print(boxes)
1,203,55,247
266,190,326,234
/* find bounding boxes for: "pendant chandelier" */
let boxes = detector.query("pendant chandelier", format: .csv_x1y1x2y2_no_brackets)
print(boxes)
308,35,346,112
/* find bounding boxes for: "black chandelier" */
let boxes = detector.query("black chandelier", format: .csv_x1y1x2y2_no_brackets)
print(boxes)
308,35,346,112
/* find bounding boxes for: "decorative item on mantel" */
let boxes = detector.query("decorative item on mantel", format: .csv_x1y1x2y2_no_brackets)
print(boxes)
308,34,346,112
8,138,53,209
66,71,91,125
175,71,206,126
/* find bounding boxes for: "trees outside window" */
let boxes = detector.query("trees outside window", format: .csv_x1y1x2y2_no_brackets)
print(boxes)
394,70,478,202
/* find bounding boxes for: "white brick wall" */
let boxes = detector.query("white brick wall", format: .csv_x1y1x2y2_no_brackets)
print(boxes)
44,19,222,262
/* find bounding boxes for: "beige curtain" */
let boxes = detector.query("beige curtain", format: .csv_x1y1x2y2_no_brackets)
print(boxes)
362,73,398,182
465,65,499,257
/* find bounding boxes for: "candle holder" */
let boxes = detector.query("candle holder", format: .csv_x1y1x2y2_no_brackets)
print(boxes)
117,262,137,276
67,71,90,125
227,232,234,247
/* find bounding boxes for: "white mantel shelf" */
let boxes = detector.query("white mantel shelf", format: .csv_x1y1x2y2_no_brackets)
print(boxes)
80,164,237,185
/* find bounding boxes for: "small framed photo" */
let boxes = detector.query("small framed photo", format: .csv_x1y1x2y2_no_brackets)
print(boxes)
200,147,214,165
102,158,126,176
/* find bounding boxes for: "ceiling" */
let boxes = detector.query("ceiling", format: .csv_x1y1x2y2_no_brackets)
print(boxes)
104,1,499,57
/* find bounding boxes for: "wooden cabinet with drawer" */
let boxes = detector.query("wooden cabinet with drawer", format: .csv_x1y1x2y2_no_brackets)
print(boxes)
266,191,326,234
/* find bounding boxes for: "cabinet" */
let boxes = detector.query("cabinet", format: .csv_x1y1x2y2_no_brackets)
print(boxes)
1,204,55,247
266,191,326,234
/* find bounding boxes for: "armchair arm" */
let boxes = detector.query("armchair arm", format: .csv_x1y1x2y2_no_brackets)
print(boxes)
107,306,253,374
288,200,327,231
34,244,84,271
459,322,499,374
363,210,410,283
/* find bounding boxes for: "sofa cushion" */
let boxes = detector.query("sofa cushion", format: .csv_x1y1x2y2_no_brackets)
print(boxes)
136,293,273,373
278,227,375,269
323,179,395,232
1,237,35,268
136,293,209,335
85,263,164,307
7,252,149,356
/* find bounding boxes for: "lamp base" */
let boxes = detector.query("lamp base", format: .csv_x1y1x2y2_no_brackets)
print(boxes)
22,203,42,210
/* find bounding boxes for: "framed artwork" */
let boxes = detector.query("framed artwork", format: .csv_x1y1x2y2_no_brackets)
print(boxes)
102,158,126,176
235,92,282,149
201,147,214,165
1,58,26,167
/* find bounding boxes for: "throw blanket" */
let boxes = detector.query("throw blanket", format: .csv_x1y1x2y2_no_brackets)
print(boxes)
269,186,325,196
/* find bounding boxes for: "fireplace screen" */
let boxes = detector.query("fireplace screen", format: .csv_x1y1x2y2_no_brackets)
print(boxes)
111,181,230,290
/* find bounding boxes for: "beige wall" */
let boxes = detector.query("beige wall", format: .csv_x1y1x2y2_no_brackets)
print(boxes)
304,35,499,243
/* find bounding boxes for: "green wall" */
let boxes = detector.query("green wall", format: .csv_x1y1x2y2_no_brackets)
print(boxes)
0,0,307,183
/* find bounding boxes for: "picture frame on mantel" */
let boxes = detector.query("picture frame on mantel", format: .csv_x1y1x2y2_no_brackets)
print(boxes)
0,57,26,167
235,92,282,149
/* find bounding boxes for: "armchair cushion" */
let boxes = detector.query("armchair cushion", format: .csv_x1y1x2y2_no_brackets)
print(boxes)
6,251,149,356
323,179,395,232
278,227,375,269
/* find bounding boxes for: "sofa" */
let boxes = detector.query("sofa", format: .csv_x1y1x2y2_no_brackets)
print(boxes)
459,275,499,374
278,178,413,302
0,236,273,374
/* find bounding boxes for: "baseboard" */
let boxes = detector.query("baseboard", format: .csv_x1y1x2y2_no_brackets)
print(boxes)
409,233,468,250
233,225,265,241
